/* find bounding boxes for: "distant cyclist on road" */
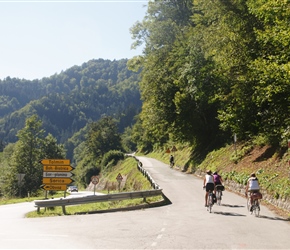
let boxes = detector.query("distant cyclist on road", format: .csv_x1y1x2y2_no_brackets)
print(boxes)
245,173,260,211
203,170,215,207
169,155,175,168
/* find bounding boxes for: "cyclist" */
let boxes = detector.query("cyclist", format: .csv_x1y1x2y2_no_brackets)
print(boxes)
203,170,215,207
213,171,224,194
245,172,260,211
169,155,174,167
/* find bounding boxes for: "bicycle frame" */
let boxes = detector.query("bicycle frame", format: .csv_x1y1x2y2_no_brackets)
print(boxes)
247,192,260,217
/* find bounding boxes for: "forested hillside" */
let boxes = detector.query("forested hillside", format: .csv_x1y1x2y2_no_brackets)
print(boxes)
0,58,141,149
129,0,290,158
0,59,142,197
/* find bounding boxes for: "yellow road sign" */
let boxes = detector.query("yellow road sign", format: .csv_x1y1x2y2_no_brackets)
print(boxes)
42,185,67,191
43,165,73,172
42,178,73,185
41,159,70,165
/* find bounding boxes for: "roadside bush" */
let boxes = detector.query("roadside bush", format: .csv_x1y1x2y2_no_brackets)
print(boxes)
101,150,124,170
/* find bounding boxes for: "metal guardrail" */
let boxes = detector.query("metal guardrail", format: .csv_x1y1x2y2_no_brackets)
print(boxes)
34,189,162,208
34,155,164,214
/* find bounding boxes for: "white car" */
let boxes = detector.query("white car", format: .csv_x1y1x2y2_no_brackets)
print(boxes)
67,186,78,192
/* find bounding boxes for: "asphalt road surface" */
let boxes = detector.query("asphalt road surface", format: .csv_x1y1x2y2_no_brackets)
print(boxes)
0,156,289,249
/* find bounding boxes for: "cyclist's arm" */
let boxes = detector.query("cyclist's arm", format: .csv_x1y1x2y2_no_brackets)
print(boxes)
245,180,249,195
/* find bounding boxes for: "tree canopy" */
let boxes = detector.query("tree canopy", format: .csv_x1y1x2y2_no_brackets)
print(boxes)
129,0,290,157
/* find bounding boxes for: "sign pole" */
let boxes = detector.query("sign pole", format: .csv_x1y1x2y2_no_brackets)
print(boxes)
91,176,99,195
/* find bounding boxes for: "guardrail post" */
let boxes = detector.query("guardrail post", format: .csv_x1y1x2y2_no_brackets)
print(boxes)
62,206,67,215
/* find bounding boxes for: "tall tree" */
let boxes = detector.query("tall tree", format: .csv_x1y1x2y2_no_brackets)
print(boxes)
86,116,122,160
246,0,290,144
6,115,44,197
2,115,65,197
130,0,195,148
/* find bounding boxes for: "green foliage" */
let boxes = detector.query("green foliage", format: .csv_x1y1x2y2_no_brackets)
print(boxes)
0,115,66,198
121,126,137,153
129,0,290,158
0,59,141,159
87,116,122,159
101,150,125,170
223,171,249,185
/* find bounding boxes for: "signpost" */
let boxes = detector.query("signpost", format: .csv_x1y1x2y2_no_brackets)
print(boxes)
43,165,73,172
41,159,74,197
43,172,74,178
42,178,73,185
91,176,99,195
42,185,67,191
41,159,70,165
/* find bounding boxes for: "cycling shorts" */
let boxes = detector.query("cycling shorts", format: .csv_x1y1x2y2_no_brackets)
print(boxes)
205,183,215,192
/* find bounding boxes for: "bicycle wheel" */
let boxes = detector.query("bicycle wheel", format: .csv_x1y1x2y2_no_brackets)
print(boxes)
254,200,260,217
216,191,221,206
207,194,213,213
247,197,251,212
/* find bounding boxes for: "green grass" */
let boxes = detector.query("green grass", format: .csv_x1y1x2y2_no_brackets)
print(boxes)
0,192,66,206
26,196,163,217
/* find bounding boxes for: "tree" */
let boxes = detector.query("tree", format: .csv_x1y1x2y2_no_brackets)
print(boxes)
41,133,66,159
246,0,290,144
86,116,122,160
2,115,65,197
5,115,44,197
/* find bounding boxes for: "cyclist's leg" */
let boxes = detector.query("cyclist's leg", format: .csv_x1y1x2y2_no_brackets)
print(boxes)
205,191,209,206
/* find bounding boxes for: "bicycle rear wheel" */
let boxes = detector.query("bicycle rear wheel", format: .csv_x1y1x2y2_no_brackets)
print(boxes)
207,194,213,213
247,197,251,212
254,200,260,217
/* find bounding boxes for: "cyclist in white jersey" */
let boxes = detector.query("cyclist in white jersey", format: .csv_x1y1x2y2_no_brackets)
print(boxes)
245,173,260,211
203,170,215,207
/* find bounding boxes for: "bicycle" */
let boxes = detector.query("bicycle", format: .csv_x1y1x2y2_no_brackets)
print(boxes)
207,189,214,213
246,192,260,217
215,185,223,206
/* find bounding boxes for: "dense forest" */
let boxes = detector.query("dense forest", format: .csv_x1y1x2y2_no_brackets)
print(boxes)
0,0,289,198
0,59,141,153
129,0,289,158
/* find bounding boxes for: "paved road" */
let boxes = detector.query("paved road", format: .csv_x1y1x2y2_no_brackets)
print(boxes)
0,156,289,249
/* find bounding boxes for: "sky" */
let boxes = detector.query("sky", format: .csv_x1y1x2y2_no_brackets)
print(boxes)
0,0,148,80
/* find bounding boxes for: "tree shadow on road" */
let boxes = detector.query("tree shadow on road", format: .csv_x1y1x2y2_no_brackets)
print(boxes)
214,211,246,217
258,214,290,222
220,203,245,208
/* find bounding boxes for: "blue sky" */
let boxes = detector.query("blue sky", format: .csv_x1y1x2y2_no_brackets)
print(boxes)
0,0,148,80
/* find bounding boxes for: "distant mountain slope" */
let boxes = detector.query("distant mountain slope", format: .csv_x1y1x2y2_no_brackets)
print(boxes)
0,58,142,146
